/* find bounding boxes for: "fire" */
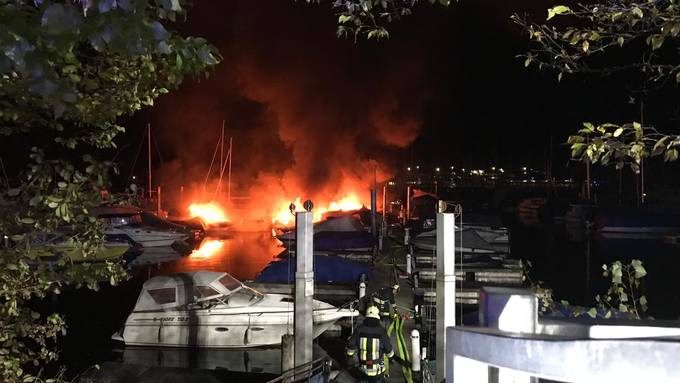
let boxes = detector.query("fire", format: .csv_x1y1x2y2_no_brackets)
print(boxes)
191,239,224,258
189,201,229,224
272,193,364,226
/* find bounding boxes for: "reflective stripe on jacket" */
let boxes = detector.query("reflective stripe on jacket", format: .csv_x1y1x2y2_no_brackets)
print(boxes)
346,317,394,369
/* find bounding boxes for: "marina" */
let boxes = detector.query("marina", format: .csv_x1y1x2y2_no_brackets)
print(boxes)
4,1,680,382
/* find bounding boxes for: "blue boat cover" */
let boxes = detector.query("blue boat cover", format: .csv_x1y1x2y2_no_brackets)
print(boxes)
313,231,375,251
255,255,371,283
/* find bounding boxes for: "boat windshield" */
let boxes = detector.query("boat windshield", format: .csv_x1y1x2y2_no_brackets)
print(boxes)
224,286,264,308
103,215,143,228
218,274,242,292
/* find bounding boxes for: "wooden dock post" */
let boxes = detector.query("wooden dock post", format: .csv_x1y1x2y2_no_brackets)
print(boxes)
436,212,456,382
295,209,314,369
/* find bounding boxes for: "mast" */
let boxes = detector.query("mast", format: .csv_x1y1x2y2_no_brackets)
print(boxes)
147,124,152,201
217,120,225,196
227,136,232,202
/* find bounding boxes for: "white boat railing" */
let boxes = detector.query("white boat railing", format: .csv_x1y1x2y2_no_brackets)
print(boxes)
444,287,680,383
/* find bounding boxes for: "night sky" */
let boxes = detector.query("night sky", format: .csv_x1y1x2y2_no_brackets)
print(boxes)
3,0,679,193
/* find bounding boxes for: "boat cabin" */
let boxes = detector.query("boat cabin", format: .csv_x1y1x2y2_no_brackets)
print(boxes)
134,271,264,312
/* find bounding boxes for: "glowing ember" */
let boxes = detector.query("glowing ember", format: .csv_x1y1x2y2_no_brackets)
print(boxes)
191,239,224,258
272,193,364,226
189,201,229,224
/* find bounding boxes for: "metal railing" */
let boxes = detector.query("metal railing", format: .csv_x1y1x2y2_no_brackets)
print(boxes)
265,357,331,383
446,326,680,382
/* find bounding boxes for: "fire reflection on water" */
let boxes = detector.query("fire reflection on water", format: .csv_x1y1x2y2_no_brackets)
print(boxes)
131,232,282,281
190,239,225,258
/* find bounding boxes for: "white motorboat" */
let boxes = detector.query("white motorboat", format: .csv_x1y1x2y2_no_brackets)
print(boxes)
92,206,191,248
112,271,356,348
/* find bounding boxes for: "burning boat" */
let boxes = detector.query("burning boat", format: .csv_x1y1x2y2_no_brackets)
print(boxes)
92,206,201,248
276,215,374,252
112,271,356,348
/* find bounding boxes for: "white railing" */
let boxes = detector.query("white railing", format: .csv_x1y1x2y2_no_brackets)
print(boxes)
444,287,680,383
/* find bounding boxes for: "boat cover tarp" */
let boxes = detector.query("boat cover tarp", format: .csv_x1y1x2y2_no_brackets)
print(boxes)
278,215,366,241
255,255,371,283
313,231,374,251
412,229,496,252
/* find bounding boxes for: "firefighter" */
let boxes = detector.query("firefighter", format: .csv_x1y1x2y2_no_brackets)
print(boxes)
346,306,394,382
372,283,399,326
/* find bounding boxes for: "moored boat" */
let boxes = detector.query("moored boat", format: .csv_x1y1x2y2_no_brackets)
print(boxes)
112,271,356,348
92,206,194,248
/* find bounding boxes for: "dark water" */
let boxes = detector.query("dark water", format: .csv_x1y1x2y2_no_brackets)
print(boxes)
511,220,680,319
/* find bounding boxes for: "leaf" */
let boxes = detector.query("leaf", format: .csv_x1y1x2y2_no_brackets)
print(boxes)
524,56,532,68
617,36,625,47
613,128,624,137
547,5,571,20
582,122,595,132
650,34,665,50
633,263,647,278
633,122,642,140
664,148,678,162
677,71,680,83
631,7,643,18
639,295,648,306
619,304,628,313
586,308,597,318
652,136,670,156
571,143,586,158
558,72,563,82
582,40,590,53
338,14,352,24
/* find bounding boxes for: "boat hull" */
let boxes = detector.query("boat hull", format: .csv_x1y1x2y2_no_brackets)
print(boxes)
117,307,352,348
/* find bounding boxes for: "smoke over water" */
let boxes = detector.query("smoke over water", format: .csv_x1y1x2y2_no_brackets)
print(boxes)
150,1,435,225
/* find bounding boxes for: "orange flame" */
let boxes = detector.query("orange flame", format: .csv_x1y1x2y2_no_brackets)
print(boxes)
272,193,364,226
189,201,229,224
191,239,224,258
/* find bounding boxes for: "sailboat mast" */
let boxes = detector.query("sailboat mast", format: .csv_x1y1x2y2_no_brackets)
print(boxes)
217,120,225,196
147,124,152,201
228,136,232,202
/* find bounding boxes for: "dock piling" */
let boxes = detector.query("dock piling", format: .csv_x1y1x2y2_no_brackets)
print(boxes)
404,228,410,245
294,210,314,369
359,281,366,299
436,212,456,382
411,329,421,373
406,252,412,275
